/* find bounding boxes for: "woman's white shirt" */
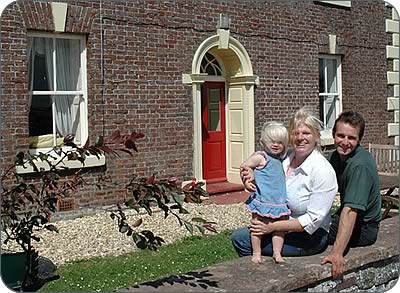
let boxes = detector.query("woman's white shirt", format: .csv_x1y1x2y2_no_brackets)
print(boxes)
282,149,338,234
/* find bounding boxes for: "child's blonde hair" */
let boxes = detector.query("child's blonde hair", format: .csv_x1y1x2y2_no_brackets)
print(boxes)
260,121,289,158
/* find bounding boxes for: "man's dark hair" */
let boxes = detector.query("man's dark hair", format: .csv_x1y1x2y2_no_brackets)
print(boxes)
332,111,365,141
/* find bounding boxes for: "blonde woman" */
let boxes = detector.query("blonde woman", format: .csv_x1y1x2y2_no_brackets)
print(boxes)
232,108,338,258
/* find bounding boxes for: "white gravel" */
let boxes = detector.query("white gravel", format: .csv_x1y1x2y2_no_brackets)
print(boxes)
2,202,249,265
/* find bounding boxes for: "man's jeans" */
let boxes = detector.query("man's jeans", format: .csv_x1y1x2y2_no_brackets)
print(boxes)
231,227,328,257
328,215,380,249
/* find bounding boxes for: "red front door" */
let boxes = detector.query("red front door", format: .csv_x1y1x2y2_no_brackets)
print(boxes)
201,82,226,182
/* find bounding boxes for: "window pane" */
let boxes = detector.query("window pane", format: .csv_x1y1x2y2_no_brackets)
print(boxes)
326,59,337,93
29,37,54,91
29,95,53,137
319,59,325,93
325,95,337,129
321,95,337,130
208,89,221,131
53,95,82,143
56,39,81,91
201,52,222,76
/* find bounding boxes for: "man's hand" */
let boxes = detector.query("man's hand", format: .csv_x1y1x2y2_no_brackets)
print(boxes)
249,217,273,236
321,251,347,279
321,207,357,279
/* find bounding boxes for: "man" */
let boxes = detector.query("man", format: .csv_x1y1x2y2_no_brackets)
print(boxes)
321,111,382,278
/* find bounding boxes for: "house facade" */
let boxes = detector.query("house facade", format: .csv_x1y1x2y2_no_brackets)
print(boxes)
0,0,395,209
386,1,400,144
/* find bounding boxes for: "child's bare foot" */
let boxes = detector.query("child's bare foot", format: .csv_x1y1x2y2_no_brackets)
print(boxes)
251,254,264,264
273,253,285,263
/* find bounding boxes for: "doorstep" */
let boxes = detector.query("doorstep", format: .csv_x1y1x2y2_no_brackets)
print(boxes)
203,181,248,205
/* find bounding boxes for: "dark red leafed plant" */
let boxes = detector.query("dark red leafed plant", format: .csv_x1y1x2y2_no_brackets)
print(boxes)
111,175,216,250
1,130,216,289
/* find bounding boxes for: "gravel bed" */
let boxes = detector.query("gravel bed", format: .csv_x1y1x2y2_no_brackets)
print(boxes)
2,191,394,266
2,203,249,266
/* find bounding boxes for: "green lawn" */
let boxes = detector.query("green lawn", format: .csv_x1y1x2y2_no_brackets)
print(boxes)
40,230,237,292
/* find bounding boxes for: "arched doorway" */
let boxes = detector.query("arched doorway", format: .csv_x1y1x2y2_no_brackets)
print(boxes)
183,34,259,184
201,53,227,182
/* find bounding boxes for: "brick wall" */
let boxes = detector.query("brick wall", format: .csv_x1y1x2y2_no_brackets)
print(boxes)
0,0,388,207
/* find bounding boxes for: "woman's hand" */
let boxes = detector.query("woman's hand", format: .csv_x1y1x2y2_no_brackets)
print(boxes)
240,165,256,192
244,180,256,192
240,165,255,183
249,217,274,236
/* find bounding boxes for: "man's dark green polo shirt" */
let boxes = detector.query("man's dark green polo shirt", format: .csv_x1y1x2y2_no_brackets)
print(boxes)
330,145,382,223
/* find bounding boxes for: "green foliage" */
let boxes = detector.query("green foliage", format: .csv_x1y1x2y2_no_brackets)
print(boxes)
330,200,341,214
1,130,216,290
39,230,237,292
1,130,144,255
111,176,216,250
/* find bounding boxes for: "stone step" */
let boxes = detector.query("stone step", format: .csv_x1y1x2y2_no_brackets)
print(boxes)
205,181,244,195
203,190,249,205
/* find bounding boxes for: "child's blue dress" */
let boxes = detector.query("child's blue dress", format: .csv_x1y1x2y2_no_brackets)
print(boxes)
246,151,291,218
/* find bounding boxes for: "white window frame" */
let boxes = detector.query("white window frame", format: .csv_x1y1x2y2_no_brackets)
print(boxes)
18,32,104,173
28,32,88,152
319,54,343,145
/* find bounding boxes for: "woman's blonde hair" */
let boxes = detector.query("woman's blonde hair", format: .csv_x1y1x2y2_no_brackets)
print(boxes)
288,107,323,150
260,121,289,158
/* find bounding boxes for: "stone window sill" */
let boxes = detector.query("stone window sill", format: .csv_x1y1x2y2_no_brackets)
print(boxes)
321,131,334,146
16,149,105,174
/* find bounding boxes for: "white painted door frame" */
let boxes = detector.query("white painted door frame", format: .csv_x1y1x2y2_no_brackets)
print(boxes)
182,34,259,183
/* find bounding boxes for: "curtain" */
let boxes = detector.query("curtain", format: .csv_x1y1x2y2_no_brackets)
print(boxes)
53,39,80,139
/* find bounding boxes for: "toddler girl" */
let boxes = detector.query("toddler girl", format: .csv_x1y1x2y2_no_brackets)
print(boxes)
240,121,290,263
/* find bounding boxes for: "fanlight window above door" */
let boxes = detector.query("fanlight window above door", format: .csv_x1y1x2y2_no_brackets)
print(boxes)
201,53,222,76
